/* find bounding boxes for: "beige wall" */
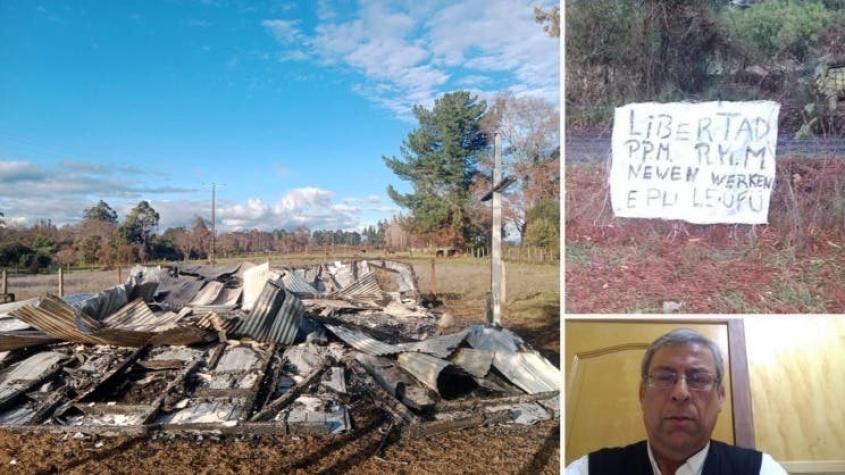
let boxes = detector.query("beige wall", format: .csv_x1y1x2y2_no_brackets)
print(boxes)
745,317,845,473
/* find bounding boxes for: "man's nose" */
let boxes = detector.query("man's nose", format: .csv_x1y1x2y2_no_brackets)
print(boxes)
670,376,691,402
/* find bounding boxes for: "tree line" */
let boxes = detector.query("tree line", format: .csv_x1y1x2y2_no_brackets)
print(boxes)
0,200,394,272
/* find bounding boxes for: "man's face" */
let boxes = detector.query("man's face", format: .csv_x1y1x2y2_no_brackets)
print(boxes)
639,342,725,461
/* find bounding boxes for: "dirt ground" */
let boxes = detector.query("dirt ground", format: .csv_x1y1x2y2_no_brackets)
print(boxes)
0,258,561,474
565,160,845,313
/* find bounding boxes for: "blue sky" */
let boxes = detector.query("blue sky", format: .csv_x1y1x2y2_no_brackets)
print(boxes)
0,0,560,233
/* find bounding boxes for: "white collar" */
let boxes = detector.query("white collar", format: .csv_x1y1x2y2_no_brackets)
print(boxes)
647,441,710,475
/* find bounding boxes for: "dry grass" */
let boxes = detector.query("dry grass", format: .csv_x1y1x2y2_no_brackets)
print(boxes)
565,160,845,313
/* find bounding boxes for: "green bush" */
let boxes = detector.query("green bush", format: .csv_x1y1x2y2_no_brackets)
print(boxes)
725,0,834,61
524,219,560,252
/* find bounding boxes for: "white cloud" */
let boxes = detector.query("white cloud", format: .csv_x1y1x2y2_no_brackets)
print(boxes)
260,0,559,118
0,159,196,226
261,19,303,44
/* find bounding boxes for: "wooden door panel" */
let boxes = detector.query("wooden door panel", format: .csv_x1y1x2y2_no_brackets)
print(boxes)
565,321,735,464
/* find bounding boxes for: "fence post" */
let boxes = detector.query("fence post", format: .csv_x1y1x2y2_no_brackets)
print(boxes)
430,258,437,300
1,269,6,295
58,267,64,297
117,266,122,284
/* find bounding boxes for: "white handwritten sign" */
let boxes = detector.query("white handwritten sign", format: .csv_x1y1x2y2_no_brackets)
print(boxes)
610,101,780,224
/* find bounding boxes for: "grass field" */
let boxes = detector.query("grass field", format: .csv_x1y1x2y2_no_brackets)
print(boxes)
1,254,561,474
565,160,845,313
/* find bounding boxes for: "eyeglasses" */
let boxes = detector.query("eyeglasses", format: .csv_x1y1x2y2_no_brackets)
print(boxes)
646,371,718,391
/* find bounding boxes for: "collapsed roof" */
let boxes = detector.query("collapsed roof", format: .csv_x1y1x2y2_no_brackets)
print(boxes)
0,259,559,437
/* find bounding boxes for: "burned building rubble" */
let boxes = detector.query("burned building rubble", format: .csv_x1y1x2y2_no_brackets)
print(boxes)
0,259,559,438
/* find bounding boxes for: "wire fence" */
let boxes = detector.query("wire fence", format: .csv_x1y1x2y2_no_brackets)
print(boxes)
566,135,845,162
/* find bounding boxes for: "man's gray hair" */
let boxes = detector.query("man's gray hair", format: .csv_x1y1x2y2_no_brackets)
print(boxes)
640,328,725,387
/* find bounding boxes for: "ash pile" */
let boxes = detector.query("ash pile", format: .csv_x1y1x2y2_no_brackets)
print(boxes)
0,259,559,438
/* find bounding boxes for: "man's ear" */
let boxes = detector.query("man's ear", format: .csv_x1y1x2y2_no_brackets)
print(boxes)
716,384,726,411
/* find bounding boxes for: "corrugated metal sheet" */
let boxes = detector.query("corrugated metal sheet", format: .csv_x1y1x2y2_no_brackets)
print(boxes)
324,324,399,356
10,295,190,348
331,272,381,298
280,271,320,297
467,324,525,352
491,351,560,394
395,329,469,359
214,287,242,306
242,262,279,312
396,352,450,393
368,259,418,296
328,262,356,288
0,299,38,319
0,330,60,351
11,295,108,345
102,299,182,332
156,277,206,311
0,316,32,332
449,348,493,378
189,281,225,306
0,351,67,403
66,284,130,321
236,280,302,345
176,263,241,280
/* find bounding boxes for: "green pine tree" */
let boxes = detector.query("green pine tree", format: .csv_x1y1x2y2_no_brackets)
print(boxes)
383,91,487,246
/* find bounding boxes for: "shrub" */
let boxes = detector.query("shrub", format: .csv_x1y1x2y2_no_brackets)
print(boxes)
724,0,834,62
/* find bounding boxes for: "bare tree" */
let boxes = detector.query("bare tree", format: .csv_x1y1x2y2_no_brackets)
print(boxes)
480,93,560,240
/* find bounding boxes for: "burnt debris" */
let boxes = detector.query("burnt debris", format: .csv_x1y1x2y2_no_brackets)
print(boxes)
0,259,559,437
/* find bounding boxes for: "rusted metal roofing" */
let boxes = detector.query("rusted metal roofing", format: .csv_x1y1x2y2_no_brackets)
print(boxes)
11,295,108,345
236,280,303,345
324,324,399,356
368,259,418,297
10,295,198,348
102,299,182,332
0,330,60,351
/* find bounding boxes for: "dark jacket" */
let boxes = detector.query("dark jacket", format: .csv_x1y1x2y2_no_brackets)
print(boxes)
588,440,763,475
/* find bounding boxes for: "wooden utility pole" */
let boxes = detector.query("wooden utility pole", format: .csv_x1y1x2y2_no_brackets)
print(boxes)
210,182,216,265
58,267,64,297
490,132,503,327
430,258,437,300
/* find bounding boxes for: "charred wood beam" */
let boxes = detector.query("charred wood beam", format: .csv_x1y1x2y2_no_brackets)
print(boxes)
353,353,435,411
73,345,149,404
243,343,277,420
28,387,70,424
249,361,328,422
402,410,512,440
143,357,204,424
345,359,420,425
433,390,559,412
